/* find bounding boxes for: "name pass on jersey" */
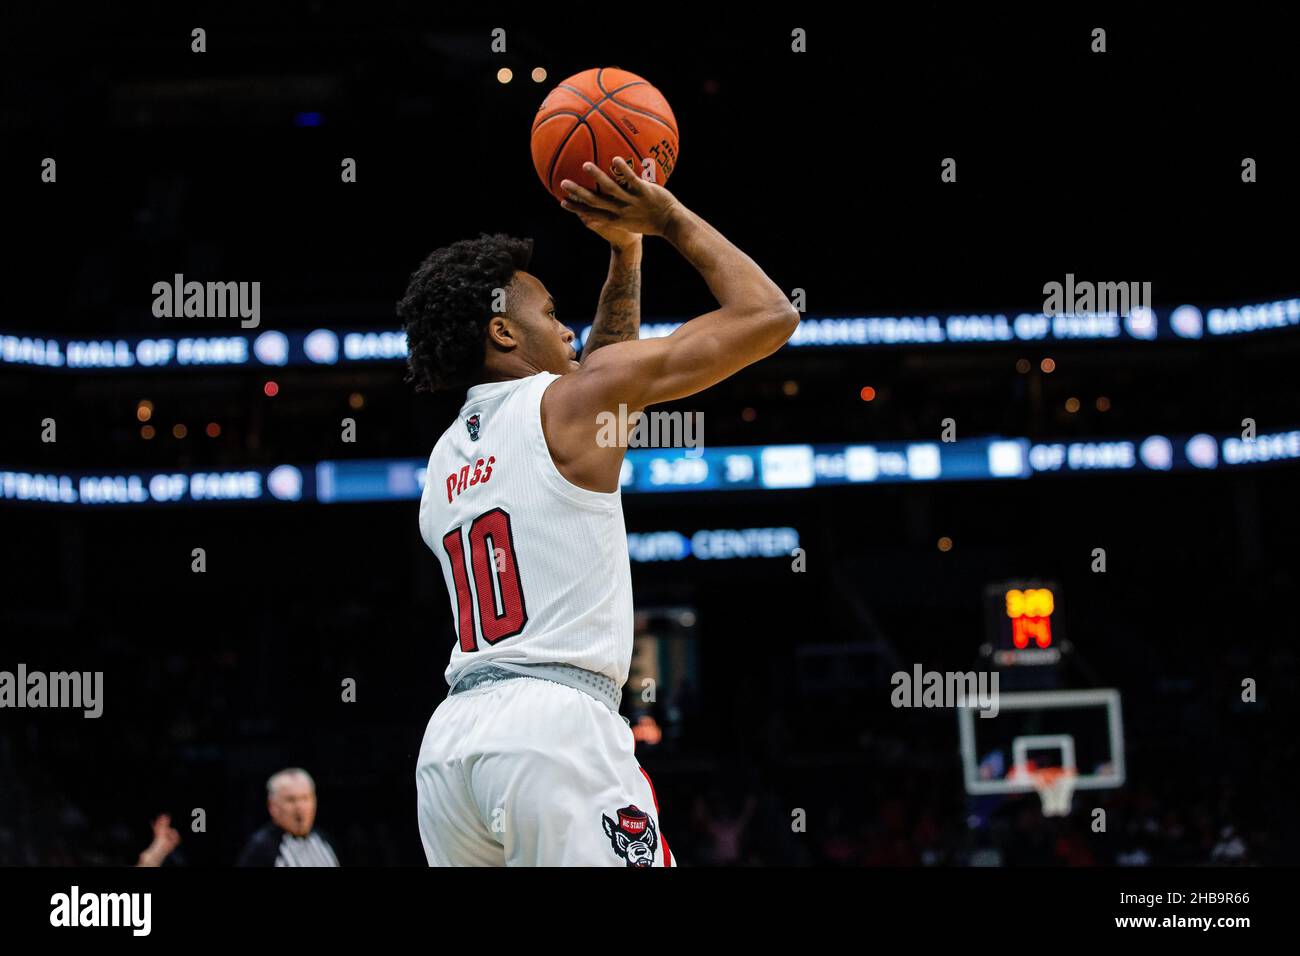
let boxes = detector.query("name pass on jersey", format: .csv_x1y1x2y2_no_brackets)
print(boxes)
445,456,496,502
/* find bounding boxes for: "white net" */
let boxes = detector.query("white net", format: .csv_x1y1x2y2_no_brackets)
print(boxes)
1032,768,1077,817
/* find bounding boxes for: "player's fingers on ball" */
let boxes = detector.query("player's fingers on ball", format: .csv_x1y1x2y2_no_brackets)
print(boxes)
613,157,644,195
584,161,633,199
610,156,644,193
561,179,622,211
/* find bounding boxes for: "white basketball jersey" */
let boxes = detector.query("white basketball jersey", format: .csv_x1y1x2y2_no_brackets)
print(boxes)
419,372,635,689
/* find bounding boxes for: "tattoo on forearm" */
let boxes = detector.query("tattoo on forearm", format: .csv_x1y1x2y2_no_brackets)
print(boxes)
582,261,641,358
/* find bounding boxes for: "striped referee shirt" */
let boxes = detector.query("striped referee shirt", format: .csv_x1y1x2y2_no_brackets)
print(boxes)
236,823,340,867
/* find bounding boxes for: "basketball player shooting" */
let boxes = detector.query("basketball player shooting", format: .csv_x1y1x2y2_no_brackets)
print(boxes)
401,155,798,866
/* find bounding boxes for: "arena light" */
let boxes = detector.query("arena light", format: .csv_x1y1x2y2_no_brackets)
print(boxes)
1186,434,1219,469
1124,307,1158,340
304,329,340,364
1170,305,1204,339
1139,435,1174,471
253,331,290,366
267,465,304,501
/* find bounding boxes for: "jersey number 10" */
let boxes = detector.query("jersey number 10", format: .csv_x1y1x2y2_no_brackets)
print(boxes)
442,507,529,653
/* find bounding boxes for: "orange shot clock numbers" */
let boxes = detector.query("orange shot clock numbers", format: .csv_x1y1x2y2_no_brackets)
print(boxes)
1004,587,1055,649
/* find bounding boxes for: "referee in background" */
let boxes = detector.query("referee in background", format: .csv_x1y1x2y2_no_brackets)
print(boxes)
236,768,340,867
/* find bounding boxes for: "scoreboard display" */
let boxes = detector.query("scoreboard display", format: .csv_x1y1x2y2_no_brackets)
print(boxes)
983,581,1065,667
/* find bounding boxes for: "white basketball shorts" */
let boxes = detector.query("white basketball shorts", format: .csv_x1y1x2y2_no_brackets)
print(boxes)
415,675,675,867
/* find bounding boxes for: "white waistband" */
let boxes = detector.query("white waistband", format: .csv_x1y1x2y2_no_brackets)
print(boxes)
449,661,624,717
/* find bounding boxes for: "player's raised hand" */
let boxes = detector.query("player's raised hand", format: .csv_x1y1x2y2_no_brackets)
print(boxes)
560,157,680,238
561,186,642,251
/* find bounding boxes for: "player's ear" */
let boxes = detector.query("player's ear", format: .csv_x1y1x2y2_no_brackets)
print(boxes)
486,315,518,351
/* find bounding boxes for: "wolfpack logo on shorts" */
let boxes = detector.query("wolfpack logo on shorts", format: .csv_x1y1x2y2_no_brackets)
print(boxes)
465,413,481,441
601,805,658,867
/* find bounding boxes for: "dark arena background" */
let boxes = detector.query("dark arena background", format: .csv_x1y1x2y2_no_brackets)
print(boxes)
1,1,1297,905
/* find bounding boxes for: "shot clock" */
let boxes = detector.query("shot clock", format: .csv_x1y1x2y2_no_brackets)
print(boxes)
983,580,1065,667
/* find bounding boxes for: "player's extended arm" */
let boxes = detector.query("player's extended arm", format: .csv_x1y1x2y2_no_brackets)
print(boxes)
542,158,798,492
580,239,642,360
558,157,799,409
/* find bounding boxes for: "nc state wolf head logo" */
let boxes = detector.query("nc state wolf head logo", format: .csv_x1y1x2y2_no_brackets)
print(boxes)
465,413,481,441
601,805,658,867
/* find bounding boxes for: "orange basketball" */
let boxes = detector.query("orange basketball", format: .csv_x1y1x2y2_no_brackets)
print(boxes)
531,67,679,202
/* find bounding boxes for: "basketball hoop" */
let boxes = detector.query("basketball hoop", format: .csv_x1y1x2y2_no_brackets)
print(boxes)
1031,767,1077,817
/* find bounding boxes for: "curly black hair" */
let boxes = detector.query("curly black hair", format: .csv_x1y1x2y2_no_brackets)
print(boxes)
397,233,535,392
